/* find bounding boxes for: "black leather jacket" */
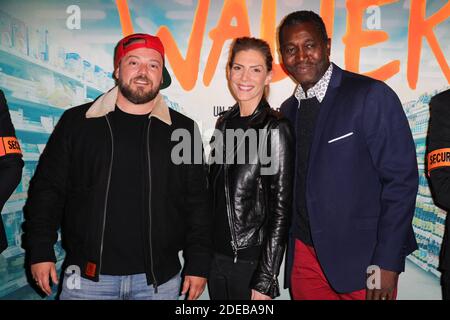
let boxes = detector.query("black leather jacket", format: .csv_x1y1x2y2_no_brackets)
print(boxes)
208,99,294,298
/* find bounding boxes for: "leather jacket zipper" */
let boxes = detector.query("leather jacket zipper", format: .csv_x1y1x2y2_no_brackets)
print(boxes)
224,163,239,263
223,119,247,264
146,117,158,293
98,114,114,275
230,238,238,263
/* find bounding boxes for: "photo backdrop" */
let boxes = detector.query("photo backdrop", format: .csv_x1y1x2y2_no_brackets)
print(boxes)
0,0,449,299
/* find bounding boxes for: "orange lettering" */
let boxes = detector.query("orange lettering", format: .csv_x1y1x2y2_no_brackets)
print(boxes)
157,0,210,90
260,0,286,82
408,0,450,89
115,0,134,36
343,0,400,81
203,0,251,86
321,0,335,40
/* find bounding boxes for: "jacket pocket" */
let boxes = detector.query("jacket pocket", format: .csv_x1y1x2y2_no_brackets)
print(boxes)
327,132,354,146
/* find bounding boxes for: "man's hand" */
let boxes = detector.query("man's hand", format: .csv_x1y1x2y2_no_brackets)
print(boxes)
181,275,207,300
251,289,272,300
366,268,398,300
31,262,59,296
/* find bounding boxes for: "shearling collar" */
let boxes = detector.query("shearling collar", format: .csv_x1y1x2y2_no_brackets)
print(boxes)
86,86,172,125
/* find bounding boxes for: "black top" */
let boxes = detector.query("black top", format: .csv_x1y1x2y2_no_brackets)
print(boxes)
101,106,149,275
292,97,321,247
213,114,262,261
0,90,23,254
427,89,450,271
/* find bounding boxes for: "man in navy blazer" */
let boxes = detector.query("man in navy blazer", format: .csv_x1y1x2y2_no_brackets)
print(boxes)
278,11,418,300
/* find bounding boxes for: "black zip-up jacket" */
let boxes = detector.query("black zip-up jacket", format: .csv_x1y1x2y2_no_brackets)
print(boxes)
0,90,23,254
208,99,294,298
24,87,212,287
427,89,450,271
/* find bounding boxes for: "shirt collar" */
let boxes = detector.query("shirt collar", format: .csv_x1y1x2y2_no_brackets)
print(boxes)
294,63,333,103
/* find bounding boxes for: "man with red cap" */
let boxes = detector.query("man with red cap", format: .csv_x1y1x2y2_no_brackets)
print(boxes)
24,33,211,300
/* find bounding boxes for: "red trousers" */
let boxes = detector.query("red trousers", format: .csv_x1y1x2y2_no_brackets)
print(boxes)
290,239,397,300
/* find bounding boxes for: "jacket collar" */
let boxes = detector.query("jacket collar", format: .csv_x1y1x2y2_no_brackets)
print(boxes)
306,62,343,183
86,86,172,125
219,98,271,128
327,62,343,90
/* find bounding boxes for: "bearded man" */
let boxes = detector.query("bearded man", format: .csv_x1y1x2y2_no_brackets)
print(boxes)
24,33,211,300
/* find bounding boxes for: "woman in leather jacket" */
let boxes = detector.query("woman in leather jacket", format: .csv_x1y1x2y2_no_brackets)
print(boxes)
207,37,294,300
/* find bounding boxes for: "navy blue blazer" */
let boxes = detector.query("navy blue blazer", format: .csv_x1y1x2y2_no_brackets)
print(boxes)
281,64,418,293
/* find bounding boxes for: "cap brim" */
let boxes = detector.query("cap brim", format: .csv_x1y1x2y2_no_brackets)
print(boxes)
161,66,171,89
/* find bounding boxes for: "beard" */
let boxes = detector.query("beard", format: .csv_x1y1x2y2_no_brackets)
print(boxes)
118,75,161,104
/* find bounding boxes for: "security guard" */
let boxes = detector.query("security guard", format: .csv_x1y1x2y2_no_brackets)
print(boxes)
0,89,23,254
427,88,450,300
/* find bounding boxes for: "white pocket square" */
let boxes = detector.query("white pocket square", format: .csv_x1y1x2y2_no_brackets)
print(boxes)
328,132,354,144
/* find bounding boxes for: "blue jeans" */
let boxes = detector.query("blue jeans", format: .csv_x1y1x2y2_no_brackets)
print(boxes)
59,272,181,300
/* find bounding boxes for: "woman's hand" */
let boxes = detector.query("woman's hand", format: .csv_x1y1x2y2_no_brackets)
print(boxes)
251,289,272,300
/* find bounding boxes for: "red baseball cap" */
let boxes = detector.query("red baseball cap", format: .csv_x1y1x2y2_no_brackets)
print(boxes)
114,33,171,89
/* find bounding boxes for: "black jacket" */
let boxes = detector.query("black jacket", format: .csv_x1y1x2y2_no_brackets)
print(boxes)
427,89,450,271
208,99,294,298
24,88,212,287
0,90,24,254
